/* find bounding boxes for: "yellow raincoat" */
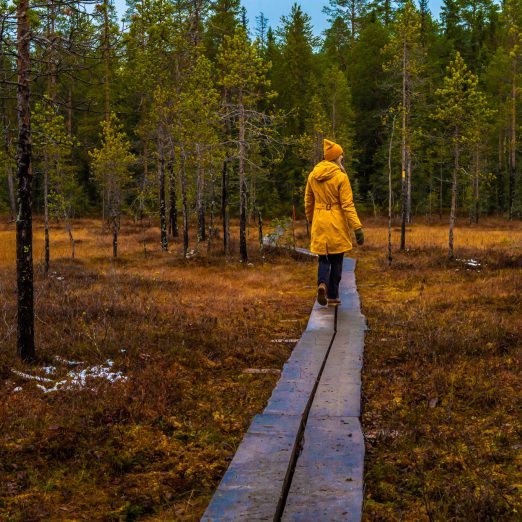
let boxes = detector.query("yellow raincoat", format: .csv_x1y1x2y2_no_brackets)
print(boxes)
304,160,362,255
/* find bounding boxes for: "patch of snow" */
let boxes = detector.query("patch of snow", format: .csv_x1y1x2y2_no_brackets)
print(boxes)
53,355,83,366
456,258,481,268
13,387,22,393
42,366,56,375
11,369,54,383
14,359,126,394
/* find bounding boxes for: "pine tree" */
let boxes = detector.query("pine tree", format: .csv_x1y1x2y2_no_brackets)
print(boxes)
204,0,241,59
432,51,493,258
503,0,522,218
89,114,136,257
33,101,80,267
383,0,424,249
323,0,368,47
217,27,272,262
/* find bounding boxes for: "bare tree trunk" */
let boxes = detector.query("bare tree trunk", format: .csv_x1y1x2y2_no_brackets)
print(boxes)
112,214,118,257
2,109,16,219
388,114,397,266
7,165,16,219
158,137,168,251
258,210,263,255
222,159,229,255
44,166,50,274
449,140,459,259
473,143,480,224
168,158,178,238
196,143,206,244
406,151,412,223
439,163,444,221
207,199,215,254
400,37,408,251
239,99,248,263
498,123,504,212
67,88,73,136
181,148,189,257
509,57,516,220
16,0,35,361
65,217,75,259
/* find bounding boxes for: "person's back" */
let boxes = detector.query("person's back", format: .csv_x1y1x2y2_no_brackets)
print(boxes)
304,139,364,306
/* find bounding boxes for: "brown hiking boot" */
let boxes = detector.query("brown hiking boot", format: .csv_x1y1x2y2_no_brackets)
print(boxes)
317,283,328,306
327,298,341,306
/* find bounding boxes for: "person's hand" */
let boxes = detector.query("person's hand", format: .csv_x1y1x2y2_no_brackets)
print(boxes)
354,228,364,246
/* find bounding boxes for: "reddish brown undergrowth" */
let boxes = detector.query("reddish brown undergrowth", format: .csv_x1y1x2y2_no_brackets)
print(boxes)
0,218,315,521
358,217,522,521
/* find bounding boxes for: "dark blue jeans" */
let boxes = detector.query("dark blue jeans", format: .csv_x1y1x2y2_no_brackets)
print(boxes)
317,253,344,299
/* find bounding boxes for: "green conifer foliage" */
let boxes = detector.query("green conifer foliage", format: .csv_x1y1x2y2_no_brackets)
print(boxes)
432,51,493,257
89,114,136,257
217,27,272,262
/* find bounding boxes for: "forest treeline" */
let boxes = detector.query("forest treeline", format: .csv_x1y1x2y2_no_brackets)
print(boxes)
2,0,522,358
3,0,522,235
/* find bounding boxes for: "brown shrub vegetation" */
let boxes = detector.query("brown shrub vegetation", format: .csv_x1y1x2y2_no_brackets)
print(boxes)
0,217,315,520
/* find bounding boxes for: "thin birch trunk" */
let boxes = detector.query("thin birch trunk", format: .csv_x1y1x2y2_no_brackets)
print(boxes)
181,147,189,257
196,143,206,244
449,139,459,259
498,123,504,212
388,114,397,266
222,159,229,255
44,165,50,274
509,57,516,219
158,136,168,251
239,98,248,263
400,36,408,251
65,217,75,259
112,213,118,257
168,157,178,238
473,143,480,224
258,210,263,256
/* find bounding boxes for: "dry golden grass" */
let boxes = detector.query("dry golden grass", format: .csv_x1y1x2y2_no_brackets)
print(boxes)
0,217,316,521
1,215,521,521
356,216,522,521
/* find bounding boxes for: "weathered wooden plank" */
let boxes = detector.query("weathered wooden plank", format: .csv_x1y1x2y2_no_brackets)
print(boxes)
203,256,366,521
281,258,366,521
282,417,365,522
202,414,302,522
306,302,335,331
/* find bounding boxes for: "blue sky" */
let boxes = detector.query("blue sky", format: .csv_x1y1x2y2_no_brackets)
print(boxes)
241,1,444,36
115,1,445,32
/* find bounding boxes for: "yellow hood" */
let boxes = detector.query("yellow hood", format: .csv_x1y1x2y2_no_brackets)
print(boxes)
310,160,340,182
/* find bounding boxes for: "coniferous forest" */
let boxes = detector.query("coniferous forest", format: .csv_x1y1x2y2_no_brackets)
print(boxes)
3,0,522,242
1,1,522,520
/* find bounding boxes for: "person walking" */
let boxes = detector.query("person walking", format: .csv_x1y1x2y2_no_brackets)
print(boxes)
304,139,364,306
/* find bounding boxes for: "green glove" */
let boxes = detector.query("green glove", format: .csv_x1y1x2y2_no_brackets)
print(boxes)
354,228,364,246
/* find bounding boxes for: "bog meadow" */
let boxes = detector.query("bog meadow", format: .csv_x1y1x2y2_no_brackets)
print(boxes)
1,0,522,520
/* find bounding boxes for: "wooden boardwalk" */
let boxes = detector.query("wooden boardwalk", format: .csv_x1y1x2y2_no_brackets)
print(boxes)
202,258,366,521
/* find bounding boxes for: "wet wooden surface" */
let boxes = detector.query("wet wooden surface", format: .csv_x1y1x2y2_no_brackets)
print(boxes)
202,257,365,522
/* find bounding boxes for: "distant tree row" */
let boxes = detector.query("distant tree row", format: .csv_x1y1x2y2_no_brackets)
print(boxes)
3,0,522,358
